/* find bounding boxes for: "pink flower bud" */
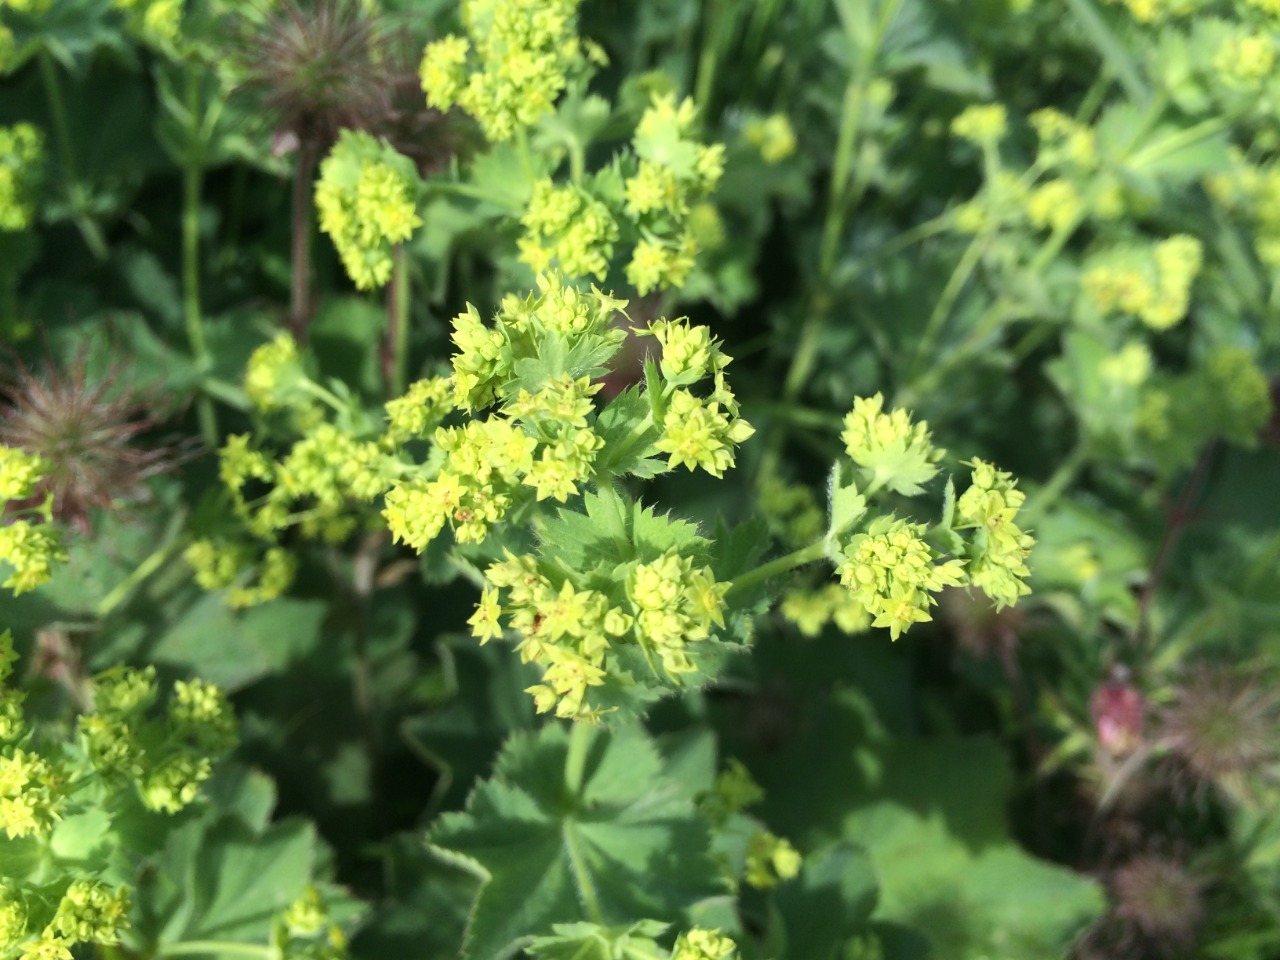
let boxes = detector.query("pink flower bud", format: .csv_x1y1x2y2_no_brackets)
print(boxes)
1091,678,1146,754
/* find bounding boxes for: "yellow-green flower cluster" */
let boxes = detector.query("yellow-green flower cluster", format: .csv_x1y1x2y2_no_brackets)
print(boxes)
225,422,391,536
780,583,873,637
419,0,583,142
197,347,449,608
1205,346,1273,444
951,103,1007,144
707,758,764,818
1214,26,1276,88
519,179,619,279
0,632,64,841
954,459,1034,610
80,664,236,814
841,394,943,497
648,318,754,478
245,334,311,413
837,516,966,640
276,887,348,960
383,376,455,445
0,445,66,596
671,929,738,960
1,879,128,960
450,272,625,410
1137,345,1273,471
1030,109,1098,171
385,417,534,547
48,881,130,945
0,523,66,597
316,130,422,291
0,445,46,501
1082,235,1203,330
0,746,62,839
476,545,728,719
0,638,230,960
112,0,182,47
385,371,608,549
743,830,802,890
743,113,797,164
656,391,754,478
184,539,296,609
1025,179,1084,233
626,548,728,675
0,123,43,232
624,94,726,294
1103,0,1206,21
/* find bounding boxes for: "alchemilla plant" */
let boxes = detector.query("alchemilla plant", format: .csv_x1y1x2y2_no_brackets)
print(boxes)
1,0,1278,957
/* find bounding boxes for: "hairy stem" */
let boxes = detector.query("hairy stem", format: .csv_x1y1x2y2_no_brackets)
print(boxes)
289,141,317,342
727,539,828,597
382,244,410,398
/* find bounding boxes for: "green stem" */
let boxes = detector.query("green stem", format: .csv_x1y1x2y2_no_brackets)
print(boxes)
1020,441,1089,526
562,820,605,924
568,138,585,186
200,376,251,411
1125,114,1231,171
389,244,410,397
561,722,602,920
907,230,986,381
38,51,107,261
765,0,904,485
564,719,593,794
160,943,278,960
96,535,185,619
289,142,317,341
693,0,724,116
898,210,1085,409
726,540,828,598
181,69,217,448
184,160,217,448
425,180,522,211
298,378,348,413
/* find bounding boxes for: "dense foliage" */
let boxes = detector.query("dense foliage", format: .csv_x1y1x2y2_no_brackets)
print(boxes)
1,0,1278,957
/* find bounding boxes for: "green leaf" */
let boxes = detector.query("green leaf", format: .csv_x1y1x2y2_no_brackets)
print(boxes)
526,920,669,960
536,492,634,571
593,387,666,479
127,767,353,960
827,462,868,541
466,142,550,214
428,723,722,960
186,818,316,942
508,332,622,398
631,502,707,561
835,740,1103,959
775,840,878,960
